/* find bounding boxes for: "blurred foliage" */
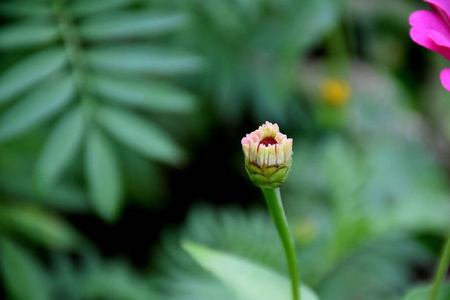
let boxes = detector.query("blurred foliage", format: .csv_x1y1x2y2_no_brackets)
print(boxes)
0,0,449,300
0,0,202,221
400,284,450,300
182,240,319,300
153,205,285,299
156,0,343,123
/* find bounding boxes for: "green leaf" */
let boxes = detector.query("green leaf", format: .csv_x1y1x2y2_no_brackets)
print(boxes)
91,74,197,114
0,2,51,17
0,47,66,104
80,11,188,41
85,128,122,221
0,203,82,250
0,74,75,142
293,0,341,53
97,105,186,165
87,45,204,75
0,19,58,49
80,260,157,300
182,241,319,300
401,284,450,300
69,0,136,16
36,105,84,189
0,237,50,300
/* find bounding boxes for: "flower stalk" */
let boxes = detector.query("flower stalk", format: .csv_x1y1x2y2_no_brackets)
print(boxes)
242,122,300,300
429,235,450,300
262,187,301,300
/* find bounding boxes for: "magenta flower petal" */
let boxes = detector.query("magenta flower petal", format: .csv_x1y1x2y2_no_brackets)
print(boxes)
425,0,450,25
410,10,450,59
440,68,450,91
410,2,450,92
409,10,450,39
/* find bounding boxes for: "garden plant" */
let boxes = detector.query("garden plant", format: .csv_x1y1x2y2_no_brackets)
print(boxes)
0,0,449,300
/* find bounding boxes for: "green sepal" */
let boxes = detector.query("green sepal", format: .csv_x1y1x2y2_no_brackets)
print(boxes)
245,159,291,189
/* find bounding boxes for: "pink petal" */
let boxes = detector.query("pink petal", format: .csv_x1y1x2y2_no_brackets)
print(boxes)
410,10,450,36
411,28,450,59
241,137,250,146
440,68,450,91
425,0,450,25
429,29,450,47
410,10,450,59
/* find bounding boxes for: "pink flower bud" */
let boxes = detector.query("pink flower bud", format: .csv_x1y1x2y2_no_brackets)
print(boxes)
241,122,293,188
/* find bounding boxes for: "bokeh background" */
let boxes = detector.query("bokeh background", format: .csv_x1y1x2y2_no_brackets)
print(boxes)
0,0,450,299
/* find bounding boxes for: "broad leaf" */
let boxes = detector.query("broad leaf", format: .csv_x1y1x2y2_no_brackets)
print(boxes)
91,74,197,114
85,128,122,221
97,106,186,165
0,237,49,300
0,19,58,49
0,74,75,142
36,105,84,189
87,45,204,75
0,47,66,104
182,241,319,300
80,11,188,40
400,284,450,300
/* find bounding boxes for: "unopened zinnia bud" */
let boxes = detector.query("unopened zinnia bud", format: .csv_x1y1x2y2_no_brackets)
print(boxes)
241,121,293,189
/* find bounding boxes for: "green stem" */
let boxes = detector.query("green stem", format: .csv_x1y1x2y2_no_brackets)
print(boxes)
262,187,301,300
429,235,450,300
52,0,95,119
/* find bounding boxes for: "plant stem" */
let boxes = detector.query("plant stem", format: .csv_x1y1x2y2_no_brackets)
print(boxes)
429,235,450,300
262,187,300,300
52,0,95,119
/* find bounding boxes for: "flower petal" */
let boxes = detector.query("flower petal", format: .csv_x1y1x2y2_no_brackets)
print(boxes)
440,68,450,91
257,147,265,167
276,145,285,165
425,0,450,25
410,10,450,38
413,30,450,59
268,145,276,166
409,10,450,60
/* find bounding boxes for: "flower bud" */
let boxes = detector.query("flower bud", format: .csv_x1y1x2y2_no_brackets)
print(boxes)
241,122,293,189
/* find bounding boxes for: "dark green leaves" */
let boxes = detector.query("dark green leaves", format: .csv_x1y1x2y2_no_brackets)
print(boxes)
0,238,50,300
87,46,205,75
0,1,200,222
0,74,75,142
97,106,186,166
80,11,189,40
0,2,51,18
92,75,197,114
36,106,84,189
0,203,82,250
86,129,122,221
69,0,135,17
0,47,66,104
0,20,58,50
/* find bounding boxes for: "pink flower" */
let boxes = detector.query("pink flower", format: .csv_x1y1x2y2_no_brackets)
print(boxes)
241,122,293,188
410,0,450,91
